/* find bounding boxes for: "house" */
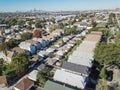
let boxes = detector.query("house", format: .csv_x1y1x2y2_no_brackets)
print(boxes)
63,36,71,42
38,50,49,57
53,69,87,89
14,78,34,90
80,30,88,36
68,40,76,45
67,32,102,67
46,48,56,54
46,58,60,66
42,36,50,46
26,39,41,50
52,29,64,36
27,70,38,81
31,55,43,62
55,50,66,60
4,29,11,35
47,34,57,42
43,80,75,90
68,52,94,67
0,76,7,88
37,64,45,70
73,22,81,27
0,24,9,27
0,51,14,63
55,41,64,48
29,55,43,68
61,46,70,53
96,22,108,28
32,38,48,48
62,62,90,77
19,41,37,54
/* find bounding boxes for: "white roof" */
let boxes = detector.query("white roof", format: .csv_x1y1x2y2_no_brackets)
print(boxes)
38,51,49,57
68,51,93,67
46,48,55,53
27,70,38,81
67,39,99,67
53,69,86,89
19,41,31,51
56,50,65,56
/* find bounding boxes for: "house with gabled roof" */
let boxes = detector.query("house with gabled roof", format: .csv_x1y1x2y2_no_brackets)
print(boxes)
14,78,34,90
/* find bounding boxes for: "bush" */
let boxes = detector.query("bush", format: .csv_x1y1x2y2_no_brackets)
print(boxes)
100,67,107,79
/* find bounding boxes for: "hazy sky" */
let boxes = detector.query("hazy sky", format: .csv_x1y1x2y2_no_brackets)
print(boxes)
0,0,120,12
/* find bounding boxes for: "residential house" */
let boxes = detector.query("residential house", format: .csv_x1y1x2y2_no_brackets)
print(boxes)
52,29,64,36
19,41,37,55
67,31,102,67
14,78,34,90
61,46,70,53
32,38,48,48
38,50,49,58
43,80,76,90
62,62,90,77
73,22,81,27
53,69,87,89
96,22,108,28
55,50,66,60
26,39,41,50
46,58,60,66
0,51,14,63
4,29,11,35
46,48,56,54
37,64,45,70
27,70,38,81
29,55,43,68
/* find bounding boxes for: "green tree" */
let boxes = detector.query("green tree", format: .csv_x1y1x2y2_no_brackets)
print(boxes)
26,25,32,30
17,20,25,26
41,30,47,35
7,39,19,49
37,70,46,86
20,32,33,40
92,21,97,27
64,27,76,35
100,67,107,79
49,18,55,23
11,53,29,74
94,42,120,65
35,22,42,28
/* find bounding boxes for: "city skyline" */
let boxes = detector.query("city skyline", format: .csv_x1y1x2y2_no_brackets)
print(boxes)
0,0,120,12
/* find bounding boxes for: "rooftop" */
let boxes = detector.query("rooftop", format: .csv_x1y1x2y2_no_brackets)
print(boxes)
62,62,89,76
53,69,86,89
43,80,74,90
14,78,34,90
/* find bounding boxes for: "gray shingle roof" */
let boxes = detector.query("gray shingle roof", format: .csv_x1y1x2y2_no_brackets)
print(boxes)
43,80,74,90
62,62,90,76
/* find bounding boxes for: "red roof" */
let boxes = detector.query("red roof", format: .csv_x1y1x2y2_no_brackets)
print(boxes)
14,78,34,90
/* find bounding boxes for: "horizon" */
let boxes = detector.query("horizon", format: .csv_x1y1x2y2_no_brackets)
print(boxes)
0,0,120,12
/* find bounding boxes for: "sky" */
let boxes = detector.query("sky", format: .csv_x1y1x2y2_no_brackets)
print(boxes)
0,0,120,12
